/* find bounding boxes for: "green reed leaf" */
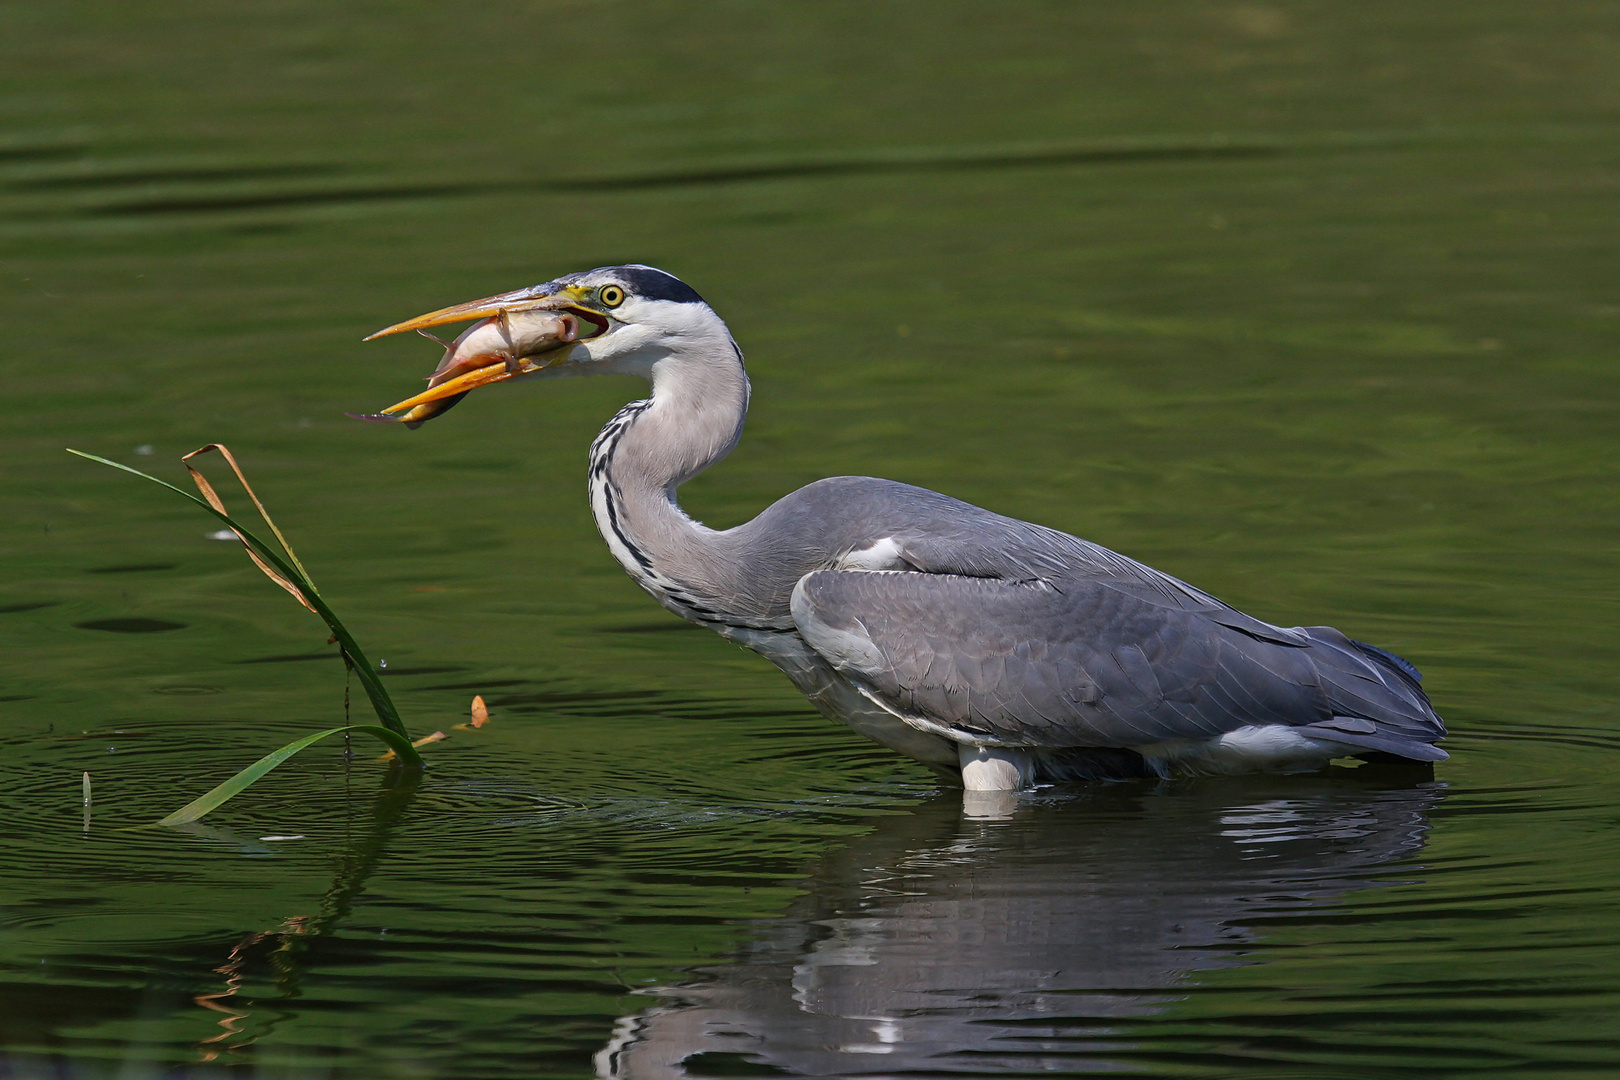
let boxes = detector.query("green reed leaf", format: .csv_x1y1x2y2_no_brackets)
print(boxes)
154,725,422,827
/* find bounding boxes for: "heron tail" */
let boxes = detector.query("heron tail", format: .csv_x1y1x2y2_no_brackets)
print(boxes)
1296,626,1448,762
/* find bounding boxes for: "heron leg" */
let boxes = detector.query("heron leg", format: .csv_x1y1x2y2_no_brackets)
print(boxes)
958,744,1034,791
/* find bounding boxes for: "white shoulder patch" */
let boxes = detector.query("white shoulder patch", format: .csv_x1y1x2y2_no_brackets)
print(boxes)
836,537,909,572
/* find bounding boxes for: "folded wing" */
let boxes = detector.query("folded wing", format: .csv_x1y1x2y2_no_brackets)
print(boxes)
789,566,1446,761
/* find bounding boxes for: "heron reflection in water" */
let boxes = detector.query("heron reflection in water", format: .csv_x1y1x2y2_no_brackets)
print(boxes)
363,266,1446,791
594,776,1445,1078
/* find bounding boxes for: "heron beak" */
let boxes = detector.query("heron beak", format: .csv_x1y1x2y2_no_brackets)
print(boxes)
362,283,602,341
373,358,530,416
358,284,612,425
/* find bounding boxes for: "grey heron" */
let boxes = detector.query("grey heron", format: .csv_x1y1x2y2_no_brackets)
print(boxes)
361,265,1447,791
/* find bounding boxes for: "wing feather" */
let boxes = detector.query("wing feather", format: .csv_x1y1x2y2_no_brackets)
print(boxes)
790,567,1444,758
736,477,1443,760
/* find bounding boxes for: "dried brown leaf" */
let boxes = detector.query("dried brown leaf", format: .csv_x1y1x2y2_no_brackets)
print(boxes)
377,730,448,762
182,444,319,613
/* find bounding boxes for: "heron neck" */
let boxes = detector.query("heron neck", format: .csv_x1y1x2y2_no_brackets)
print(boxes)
587,338,755,621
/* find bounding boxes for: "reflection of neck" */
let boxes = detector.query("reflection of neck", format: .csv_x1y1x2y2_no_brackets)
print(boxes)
586,332,752,622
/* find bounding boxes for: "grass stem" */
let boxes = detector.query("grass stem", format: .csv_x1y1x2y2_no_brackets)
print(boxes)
70,445,428,826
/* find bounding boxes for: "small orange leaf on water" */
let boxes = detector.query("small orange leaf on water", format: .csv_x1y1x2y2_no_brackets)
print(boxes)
453,695,490,733
377,730,448,761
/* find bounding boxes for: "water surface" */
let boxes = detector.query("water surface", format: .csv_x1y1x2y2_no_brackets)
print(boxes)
3,3,1618,1076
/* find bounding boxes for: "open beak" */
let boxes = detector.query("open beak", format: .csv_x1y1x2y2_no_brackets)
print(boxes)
363,282,604,341
371,356,533,418
358,284,610,425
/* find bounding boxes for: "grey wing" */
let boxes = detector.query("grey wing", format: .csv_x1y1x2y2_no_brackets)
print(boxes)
789,569,1446,759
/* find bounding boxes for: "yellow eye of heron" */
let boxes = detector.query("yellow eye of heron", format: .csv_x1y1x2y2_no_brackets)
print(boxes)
599,285,626,308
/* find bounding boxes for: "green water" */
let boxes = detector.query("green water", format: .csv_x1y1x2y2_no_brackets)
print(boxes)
4,2,1618,1076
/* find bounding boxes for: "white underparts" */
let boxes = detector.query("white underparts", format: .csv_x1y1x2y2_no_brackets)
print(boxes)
1137,724,1344,777
719,625,959,769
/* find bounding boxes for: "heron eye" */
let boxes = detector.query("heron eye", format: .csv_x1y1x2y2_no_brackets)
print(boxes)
599,285,626,308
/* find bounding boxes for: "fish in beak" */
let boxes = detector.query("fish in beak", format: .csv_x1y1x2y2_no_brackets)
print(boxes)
353,285,609,427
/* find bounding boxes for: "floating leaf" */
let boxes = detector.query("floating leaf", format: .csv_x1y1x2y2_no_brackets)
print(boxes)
154,726,419,827
453,694,489,732
378,730,447,762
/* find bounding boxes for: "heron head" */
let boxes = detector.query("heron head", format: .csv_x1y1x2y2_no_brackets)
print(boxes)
358,265,722,425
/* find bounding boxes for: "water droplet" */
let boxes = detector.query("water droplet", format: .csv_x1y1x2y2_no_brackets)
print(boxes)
134,444,154,456
378,659,388,669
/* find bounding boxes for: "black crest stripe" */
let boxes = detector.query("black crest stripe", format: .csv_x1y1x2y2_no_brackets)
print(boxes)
614,266,705,305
